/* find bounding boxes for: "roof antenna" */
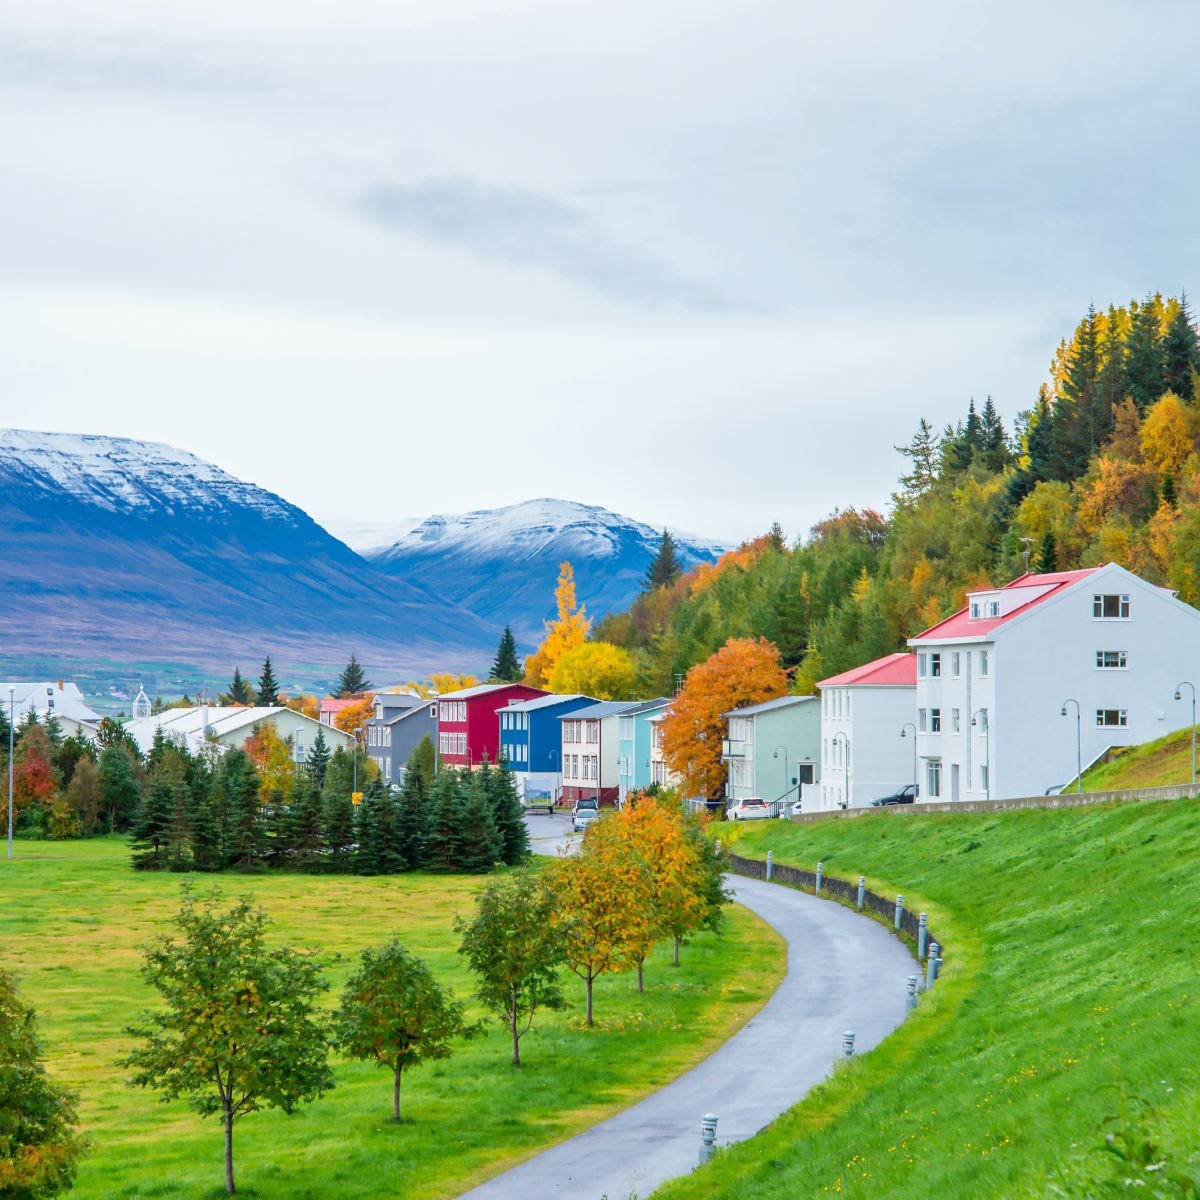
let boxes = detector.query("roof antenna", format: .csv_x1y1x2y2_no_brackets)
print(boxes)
1020,536,1035,575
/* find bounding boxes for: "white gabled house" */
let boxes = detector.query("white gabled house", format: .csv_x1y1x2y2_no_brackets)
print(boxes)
907,563,1200,801
2,680,102,740
817,653,917,810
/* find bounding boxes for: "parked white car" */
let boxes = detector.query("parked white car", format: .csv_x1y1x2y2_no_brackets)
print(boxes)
572,798,600,832
726,797,771,821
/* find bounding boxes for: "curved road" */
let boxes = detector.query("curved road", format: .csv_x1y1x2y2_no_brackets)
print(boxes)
457,814,916,1200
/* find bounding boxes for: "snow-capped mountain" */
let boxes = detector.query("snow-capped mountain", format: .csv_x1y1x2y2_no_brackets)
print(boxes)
0,430,497,678
358,499,726,643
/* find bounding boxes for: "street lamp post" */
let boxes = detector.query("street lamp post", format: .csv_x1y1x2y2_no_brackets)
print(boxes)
1060,698,1082,794
7,686,13,860
772,745,789,815
899,723,917,795
1175,682,1197,786
832,731,850,809
970,709,990,802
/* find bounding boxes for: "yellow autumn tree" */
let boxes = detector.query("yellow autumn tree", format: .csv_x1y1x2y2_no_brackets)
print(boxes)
524,562,591,687
1140,392,1192,476
547,641,636,700
242,720,297,804
661,637,788,800
333,694,375,739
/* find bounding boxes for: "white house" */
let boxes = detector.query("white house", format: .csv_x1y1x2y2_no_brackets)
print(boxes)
817,653,918,810
560,700,642,807
124,705,353,760
908,563,1200,802
1,680,101,740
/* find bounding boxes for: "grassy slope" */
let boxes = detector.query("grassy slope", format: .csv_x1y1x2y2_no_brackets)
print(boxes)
657,798,1200,1199
1082,727,1198,791
2,839,784,1200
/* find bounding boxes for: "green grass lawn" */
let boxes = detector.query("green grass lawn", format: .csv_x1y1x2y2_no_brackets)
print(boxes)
1,839,784,1199
1081,727,1199,791
656,798,1200,1199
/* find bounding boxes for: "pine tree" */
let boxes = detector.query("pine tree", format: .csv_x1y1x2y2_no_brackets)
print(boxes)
978,396,1009,472
422,770,466,873
644,530,683,590
458,774,501,874
256,657,280,706
166,776,192,872
1037,529,1058,573
1094,306,1127,441
1162,294,1200,400
1124,292,1166,411
1162,473,1178,506
895,419,940,499
354,779,386,875
489,626,522,683
395,770,427,871
336,653,372,697
226,667,254,705
98,745,141,834
306,727,331,786
187,792,221,872
221,749,265,869
129,777,174,869
483,759,529,865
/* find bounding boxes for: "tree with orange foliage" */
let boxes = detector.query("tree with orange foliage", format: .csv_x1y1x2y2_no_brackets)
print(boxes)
661,637,788,800
242,720,297,805
281,694,319,721
333,695,376,740
524,562,591,687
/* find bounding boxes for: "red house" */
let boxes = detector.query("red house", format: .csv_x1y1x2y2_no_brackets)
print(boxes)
436,683,550,768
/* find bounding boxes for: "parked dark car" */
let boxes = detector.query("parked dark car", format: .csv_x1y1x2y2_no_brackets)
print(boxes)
870,784,918,807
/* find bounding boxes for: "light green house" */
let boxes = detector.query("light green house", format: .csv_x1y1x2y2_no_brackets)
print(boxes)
721,695,821,809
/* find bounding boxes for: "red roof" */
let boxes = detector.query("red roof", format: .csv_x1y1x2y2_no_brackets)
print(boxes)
912,567,1101,641
818,652,916,689
319,698,357,714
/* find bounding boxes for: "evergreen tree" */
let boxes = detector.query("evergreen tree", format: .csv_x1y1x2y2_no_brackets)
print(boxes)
978,396,1009,472
1162,294,1200,400
766,522,786,551
226,666,254,705
220,749,264,869
1094,306,1127,441
394,769,428,871
256,657,280,706
459,774,501,874
166,776,193,871
129,777,174,869
336,654,371,697
289,775,325,867
483,759,529,865
1162,473,1178,506
187,792,221,872
407,735,438,792
1124,292,1165,411
98,745,141,834
489,626,522,682
261,786,293,869
1037,529,1058,573
895,418,940,499
354,779,386,875
422,770,466,873
321,784,355,873
306,727,331,786
644,530,683,590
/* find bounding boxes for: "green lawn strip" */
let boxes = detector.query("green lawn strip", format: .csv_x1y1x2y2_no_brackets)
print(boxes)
1081,727,1198,791
1,838,784,1199
657,800,1200,1199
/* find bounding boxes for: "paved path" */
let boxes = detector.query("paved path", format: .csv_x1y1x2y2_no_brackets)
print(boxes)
458,817,916,1200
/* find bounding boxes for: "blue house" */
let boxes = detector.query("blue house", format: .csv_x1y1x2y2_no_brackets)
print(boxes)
498,693,595,798
617,698,671,804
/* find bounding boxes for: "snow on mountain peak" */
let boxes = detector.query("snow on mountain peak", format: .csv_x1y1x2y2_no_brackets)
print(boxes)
0,429,294,518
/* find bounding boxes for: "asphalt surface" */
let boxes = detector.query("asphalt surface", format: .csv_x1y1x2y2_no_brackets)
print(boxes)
456,812,916,1200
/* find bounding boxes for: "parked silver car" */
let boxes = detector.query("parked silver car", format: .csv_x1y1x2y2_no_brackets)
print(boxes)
572,798,600,832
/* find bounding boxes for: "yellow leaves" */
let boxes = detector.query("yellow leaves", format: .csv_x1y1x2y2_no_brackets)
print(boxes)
1076,455,1157,535
1140,392,1193,476
524,562,592,687
547,641,636,700
333,695,375,738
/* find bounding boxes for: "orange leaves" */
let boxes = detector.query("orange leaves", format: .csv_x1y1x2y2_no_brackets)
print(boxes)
661,637,788,799
333,695,375,738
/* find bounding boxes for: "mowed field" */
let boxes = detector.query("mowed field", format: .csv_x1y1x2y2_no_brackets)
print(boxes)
658,796,1200,1200
1,839,784,1200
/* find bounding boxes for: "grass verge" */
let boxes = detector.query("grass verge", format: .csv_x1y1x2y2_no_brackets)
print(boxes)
1,838,784,1199
656,798,1200,1198
1081,727,1198,791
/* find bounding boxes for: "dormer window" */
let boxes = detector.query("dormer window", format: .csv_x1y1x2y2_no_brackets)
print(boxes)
970,602,980,619
987,600,1000,617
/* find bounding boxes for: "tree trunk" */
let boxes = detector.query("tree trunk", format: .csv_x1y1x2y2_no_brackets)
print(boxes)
510,997,521,1067
224,1107,235,1195
636,959,644,993
393,1064,403,1121
585,972,594,1027
673,935,681,966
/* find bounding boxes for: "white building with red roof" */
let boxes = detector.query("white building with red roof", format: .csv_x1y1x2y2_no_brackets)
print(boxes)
817,652,917,810
907,562,1200,801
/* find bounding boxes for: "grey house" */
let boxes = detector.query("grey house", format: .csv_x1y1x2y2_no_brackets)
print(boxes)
365,694,438,787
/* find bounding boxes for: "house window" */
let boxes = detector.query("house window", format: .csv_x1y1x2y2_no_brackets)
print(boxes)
1096,709,1128,727
1096,650,1128,669
976,709,988,733
930,653,941,678
952,708,960,733
979,650,989,676
951,652,960,677
918,653,927,677
987,600,1000,617
926,759,942,798
586,723,598,744
845,692,851,717
918,708,927,732
970,602,980,619
1093,594,1130,619
930,708,942,733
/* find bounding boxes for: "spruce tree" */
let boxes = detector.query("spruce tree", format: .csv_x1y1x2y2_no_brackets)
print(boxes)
129,777,175,869
306,727,331,786
483,759,529,865
459,774,501,874
98,745,141,834
422,770,467,873
256,657,280,706
221,749,265,869
1037,529,1058,574
261,787,293,869
289,775,325,868
490,626,522,683
1094,306,1127,442
395,770,428,871
895,419,940,499
1162,295,1199,400
321,786,355,873
354,780,386,875
1124,292,1166,411
978,396,1009,472
336,654,371,697
644,530,683,590
227,667,254,705
407,735,438,792
188,792,221,872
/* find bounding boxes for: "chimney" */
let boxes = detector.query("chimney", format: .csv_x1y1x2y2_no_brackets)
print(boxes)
57,679,63,691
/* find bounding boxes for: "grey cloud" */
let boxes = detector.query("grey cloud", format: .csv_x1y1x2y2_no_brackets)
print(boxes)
357,177,736,311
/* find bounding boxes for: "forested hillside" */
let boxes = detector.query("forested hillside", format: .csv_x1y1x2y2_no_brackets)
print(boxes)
595,292,1200,694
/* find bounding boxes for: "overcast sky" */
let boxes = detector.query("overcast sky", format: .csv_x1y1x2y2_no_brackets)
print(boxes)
2,0,1197,543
